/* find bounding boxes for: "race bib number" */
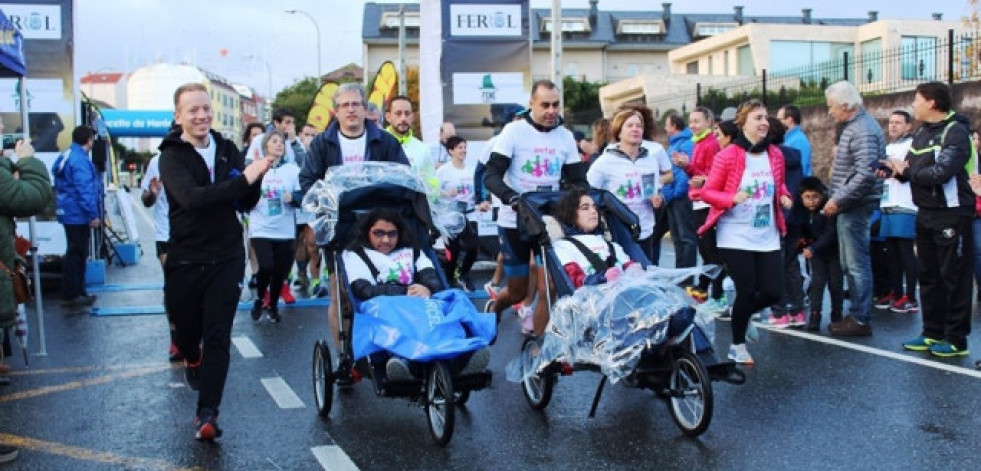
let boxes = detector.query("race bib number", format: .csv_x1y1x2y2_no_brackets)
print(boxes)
753,204,771,228
267,197,283,217
642,173,657,198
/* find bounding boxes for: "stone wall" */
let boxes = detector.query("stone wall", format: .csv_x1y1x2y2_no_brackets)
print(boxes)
800,81,981,182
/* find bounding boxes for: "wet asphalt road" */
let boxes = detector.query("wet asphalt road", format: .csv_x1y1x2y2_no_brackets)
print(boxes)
3,193,981,470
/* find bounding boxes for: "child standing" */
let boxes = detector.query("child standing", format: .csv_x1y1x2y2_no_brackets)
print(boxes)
798,177,844,331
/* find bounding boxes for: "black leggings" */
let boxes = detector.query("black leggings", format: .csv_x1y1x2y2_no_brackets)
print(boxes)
886,237,917,298
447,221,479,280
719,248,784,344
251,238,296,307
694,208,727,298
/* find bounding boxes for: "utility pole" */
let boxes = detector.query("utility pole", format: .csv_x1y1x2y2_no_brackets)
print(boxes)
551,0,562,110
398,5,407,96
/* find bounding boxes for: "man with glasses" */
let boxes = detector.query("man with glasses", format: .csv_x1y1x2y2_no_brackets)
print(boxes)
484,79,588,336
299,82,408,384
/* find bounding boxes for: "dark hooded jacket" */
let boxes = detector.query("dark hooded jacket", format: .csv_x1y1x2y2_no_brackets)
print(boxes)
299,119,408,195
896,112,975,223
158,130,260,264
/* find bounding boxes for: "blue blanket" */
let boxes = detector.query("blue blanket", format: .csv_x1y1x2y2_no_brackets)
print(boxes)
352,289,496,362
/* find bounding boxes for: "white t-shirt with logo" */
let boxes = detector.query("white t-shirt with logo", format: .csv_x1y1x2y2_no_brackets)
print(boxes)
248,161,301,240
882,138,917,211
342,246,434,286
140,155,169,242
552,234,630,276
587,144,660,239
436,161,477,216
194,136,217,183
715,151,780,251
339,132,367,164
491,119,580,228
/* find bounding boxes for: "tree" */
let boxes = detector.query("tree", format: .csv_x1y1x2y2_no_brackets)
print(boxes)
562,75,604,113
271,76,320,128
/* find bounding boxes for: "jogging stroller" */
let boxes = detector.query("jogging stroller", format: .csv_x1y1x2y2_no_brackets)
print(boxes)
305,163,495,446
509,190,744,437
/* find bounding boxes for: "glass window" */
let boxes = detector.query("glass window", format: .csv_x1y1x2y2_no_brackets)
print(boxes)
860,38,882,83
686,61,698,75
737,45,754,75
902,36,937,80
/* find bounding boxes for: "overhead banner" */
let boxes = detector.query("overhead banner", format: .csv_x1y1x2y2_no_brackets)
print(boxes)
100,110,173,137
441,0,530,141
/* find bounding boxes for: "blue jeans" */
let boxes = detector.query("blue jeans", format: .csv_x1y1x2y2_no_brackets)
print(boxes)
973,218,981,290
837,201,876,323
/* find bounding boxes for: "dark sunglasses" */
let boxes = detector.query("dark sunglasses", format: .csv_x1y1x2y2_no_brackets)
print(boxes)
371,229,399,239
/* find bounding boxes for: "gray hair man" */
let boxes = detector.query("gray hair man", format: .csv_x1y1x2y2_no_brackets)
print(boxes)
822,80,885,337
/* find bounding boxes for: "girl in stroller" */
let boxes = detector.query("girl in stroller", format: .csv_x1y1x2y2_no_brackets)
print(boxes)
341,207,489,380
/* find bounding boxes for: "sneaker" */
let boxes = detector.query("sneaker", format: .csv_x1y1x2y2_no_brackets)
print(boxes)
902,335,939,351
788,312,807,327
727,343,755,365
281,282,296,304
457,277,475,293
890,296,919,314
873,292,896,309
268,307,282,323
484,282,500,300
828,316,872,337
386,357,413,381
929,341,969,357
686,286,708,303
746,321,760,343
0,444,18,463
766,314,791,329
251,300,263,321
184,359,201,391
262,290,271,309
460,347,491,375
716,309,732,321
696,298,728,315
194,409,223,442
168,343,184,362
517,305,534,335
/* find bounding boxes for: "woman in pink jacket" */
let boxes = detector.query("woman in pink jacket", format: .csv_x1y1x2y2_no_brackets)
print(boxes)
698,99,793,365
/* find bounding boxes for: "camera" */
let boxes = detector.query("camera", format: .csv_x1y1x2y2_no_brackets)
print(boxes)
2,133,24,150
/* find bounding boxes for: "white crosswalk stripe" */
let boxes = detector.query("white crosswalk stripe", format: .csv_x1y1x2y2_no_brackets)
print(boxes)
261,377,305,409
311,445,360,471
232,335,264,359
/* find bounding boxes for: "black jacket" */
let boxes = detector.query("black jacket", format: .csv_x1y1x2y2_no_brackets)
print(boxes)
299,119,408,195
801,208,838,260
897,112,975,222
159,130,261,264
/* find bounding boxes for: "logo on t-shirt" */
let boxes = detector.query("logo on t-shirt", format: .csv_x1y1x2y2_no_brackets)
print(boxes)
381,249,415,284
520,152,562,178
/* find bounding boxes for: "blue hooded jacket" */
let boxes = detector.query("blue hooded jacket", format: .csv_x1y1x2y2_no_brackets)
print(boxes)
667,128,694,157
52,142,100,225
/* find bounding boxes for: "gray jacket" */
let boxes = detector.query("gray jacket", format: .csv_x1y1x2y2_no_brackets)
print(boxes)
829,108,885,212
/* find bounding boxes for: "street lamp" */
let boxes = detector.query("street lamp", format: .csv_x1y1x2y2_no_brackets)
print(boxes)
285,9,322,86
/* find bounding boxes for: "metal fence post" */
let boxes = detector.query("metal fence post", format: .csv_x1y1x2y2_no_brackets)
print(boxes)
761,69,767,106
948,29,955,85
843,52,849,82
696,82,702,106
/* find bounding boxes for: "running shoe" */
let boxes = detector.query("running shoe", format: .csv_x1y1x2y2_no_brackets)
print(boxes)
766,314,791,329
890,296,919,314
184,359,202,391
873,292,896,309
788,312,807,327
901,335,939,352
281,282,296,304
194,408,223,442
727,344,754,365
484,282,500,300
929,341,969,357
168,343,183,362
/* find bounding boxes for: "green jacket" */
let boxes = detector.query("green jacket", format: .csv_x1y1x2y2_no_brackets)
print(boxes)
0,156,53,327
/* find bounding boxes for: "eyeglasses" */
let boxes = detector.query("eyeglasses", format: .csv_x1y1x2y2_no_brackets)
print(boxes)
371,229,399,239
336,101,364,110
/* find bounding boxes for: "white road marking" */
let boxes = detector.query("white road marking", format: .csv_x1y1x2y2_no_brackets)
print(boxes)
261,377,306,409
757,323,981,379
311,445,360,471
232,335,264,359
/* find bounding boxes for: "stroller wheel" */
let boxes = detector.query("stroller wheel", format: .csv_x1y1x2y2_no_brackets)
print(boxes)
520,336,554,410
667,348,714,437
426,362,456,446
312,340,334,417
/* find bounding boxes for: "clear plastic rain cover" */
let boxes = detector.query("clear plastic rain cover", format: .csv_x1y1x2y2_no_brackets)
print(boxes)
302,161,467,245
506,265,721,384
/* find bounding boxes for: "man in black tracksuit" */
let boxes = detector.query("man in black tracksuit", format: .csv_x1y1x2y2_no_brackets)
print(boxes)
159,83,270,441
888,82,974,357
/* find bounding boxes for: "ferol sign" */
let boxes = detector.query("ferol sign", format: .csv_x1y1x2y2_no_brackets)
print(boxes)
449,4,521,37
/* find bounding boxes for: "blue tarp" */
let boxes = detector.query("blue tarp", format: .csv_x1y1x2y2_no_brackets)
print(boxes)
352,289,496,362
0,9,26,77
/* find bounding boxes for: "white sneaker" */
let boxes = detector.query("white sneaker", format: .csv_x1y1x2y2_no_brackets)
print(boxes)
727,343,755,365
746,321,760,343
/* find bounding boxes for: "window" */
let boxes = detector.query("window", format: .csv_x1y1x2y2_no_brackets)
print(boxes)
616,20,663,35
693,22,737,37
901,36,937,80
541,17,590,33
381,11,421,29
861,38,882,83
565,62,578,78
738,46,754,75
686,61,698,75
770,41,853,83
724,51,730,76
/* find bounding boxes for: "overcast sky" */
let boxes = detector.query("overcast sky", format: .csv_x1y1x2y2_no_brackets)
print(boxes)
76,0,971,98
